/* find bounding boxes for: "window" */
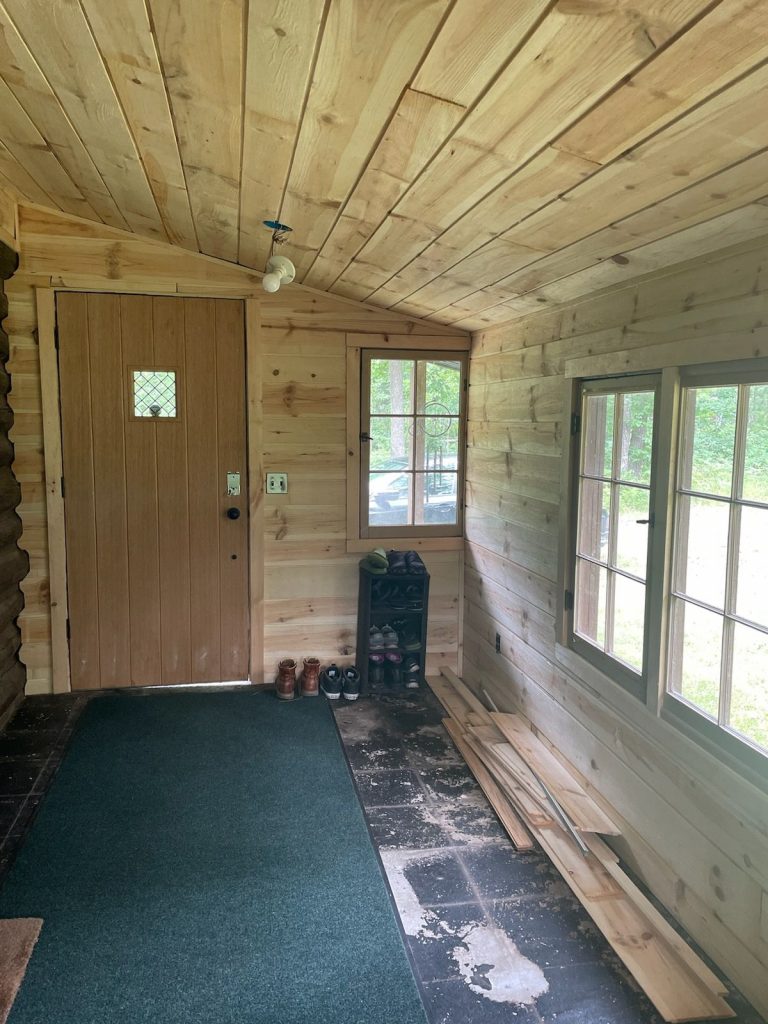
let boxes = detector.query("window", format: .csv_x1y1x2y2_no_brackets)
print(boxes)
565,361,768,774
569,377,659,698
360,351,466,538
131,369,178,419
668,377,768,756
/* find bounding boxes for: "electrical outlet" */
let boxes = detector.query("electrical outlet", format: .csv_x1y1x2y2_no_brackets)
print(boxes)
495,632,501,653
266,472,288,494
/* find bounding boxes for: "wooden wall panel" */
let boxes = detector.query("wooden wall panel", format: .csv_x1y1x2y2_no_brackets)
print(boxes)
7,203,465,691
463,234,768,1018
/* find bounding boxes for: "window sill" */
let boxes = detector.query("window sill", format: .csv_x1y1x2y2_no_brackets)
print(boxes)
346,536,464,553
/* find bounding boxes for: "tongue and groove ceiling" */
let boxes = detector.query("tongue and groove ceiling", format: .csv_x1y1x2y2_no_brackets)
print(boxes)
0,0,767,330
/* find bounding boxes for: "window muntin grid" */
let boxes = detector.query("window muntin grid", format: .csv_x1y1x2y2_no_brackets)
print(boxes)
132,369,178,419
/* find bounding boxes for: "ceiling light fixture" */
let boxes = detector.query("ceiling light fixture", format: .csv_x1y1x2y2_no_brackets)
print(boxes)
262,254,296,293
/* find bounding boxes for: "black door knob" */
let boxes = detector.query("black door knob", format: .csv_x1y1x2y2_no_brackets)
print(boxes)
226,507,241,520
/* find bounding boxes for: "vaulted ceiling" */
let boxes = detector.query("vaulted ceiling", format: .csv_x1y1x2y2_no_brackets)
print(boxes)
0,0,767,330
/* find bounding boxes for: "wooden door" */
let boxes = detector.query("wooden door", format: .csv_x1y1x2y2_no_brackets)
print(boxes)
57,293,250,689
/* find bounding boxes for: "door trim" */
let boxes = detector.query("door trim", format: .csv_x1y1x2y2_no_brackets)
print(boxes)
37,287,264,691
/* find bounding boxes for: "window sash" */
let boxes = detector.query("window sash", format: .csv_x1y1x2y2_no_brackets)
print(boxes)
568,374,660,697
360,350,466,539
564,360,768,779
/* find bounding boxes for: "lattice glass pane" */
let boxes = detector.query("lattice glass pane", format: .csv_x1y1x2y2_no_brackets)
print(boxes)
133,370,177,418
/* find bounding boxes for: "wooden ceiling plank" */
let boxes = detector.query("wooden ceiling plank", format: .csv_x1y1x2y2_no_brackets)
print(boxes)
453,208,768,332
0,76,97,218
150,0,245,261
340,146,597,303
238,0,326,272
557,0,768,165
337,0,712,301
434,144,768,321
491,147,768,300
303,87,465,290
0,2,127,228
0,138,55,206
422,64,768,323
412,0,551,108
305,0,552,295
80,0,197,250
2,0,165,238
508,61,768,254
388,237,548,317
277,0,450,280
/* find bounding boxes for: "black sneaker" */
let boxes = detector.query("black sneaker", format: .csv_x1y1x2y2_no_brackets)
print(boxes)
403,656,420,689
342,667,361,701
320,664,343,700
384,660,402,689
401,631,421,652
369,656,385,687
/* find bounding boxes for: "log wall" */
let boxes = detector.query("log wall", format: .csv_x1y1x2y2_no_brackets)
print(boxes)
464,234,768,1017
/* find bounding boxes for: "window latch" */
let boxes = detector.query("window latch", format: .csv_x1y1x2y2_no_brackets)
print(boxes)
360,431,371,443
636,513,655,526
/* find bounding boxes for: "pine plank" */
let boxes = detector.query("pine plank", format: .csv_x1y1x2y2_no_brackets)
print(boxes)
80,0,198,249
0,6,127,227
442,716,534,851
491,712,621,835
238,0,326,270
279,0,450,279
3,0,165,237
150,0,245,259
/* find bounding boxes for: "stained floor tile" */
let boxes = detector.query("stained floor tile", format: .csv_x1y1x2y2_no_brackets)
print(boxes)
420,977,542,1024
458,845,563,902
535,962,662,1024
489,895,610,969
354,768,425,808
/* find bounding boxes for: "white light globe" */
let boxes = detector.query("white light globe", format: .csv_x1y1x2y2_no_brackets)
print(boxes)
262,270,282,293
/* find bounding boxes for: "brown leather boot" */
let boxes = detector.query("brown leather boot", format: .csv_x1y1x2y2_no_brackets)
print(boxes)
299,657,320,697
275,658,296,700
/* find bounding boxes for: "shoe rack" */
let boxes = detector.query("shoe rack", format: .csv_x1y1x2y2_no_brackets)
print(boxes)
356,564,430,694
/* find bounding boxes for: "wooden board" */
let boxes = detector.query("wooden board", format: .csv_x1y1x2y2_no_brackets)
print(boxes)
491,712,620,835
442,716,533,851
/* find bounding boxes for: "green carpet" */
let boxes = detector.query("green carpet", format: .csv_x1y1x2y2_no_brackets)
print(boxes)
0,692,428,1024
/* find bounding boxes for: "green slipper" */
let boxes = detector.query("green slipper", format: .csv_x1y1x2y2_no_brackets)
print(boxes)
359,555,388,574
367,547,389,569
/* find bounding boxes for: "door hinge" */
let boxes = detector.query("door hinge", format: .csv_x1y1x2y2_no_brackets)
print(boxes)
53,325,60,351
570,412,581,436
65,618,71,641
60,476,65,498
360,431,371,443
564,589,574,612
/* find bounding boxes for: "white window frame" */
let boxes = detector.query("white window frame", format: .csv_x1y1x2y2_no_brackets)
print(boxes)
559,357,768,785
358,348,468,541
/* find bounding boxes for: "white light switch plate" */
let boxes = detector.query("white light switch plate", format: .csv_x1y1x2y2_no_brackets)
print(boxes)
266,472,288,494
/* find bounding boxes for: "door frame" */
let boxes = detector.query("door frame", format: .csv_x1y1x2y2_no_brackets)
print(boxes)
37,287,264,692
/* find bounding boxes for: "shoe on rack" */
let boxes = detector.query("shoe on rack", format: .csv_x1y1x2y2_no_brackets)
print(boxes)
384,659,402,689
276,658,296,701
369,626,386,651
342,667,361,701
369,655,385,687
384,649,403,664
381,624,399,648
299,656,320,697
405,550,426,574
388,590,408,611
387,549,408,575
402,655,420,689
320,664,343,700
401,631,421,652
405,583,423,610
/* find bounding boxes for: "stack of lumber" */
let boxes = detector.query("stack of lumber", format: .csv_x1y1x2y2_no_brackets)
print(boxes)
430,667,735,1023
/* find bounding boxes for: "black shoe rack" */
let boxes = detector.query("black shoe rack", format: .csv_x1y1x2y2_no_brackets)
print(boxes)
356,563,430,694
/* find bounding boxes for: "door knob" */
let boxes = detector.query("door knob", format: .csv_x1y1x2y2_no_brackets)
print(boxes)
226,507,241,520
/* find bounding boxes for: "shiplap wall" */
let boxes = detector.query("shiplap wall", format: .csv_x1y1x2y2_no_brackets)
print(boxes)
6,202,464,692
464,236,768,1017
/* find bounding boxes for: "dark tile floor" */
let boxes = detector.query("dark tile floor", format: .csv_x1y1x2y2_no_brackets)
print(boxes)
0,687,763,1024
332,688,766,1024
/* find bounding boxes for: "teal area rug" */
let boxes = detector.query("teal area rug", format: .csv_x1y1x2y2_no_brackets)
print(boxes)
0,692,428,1024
